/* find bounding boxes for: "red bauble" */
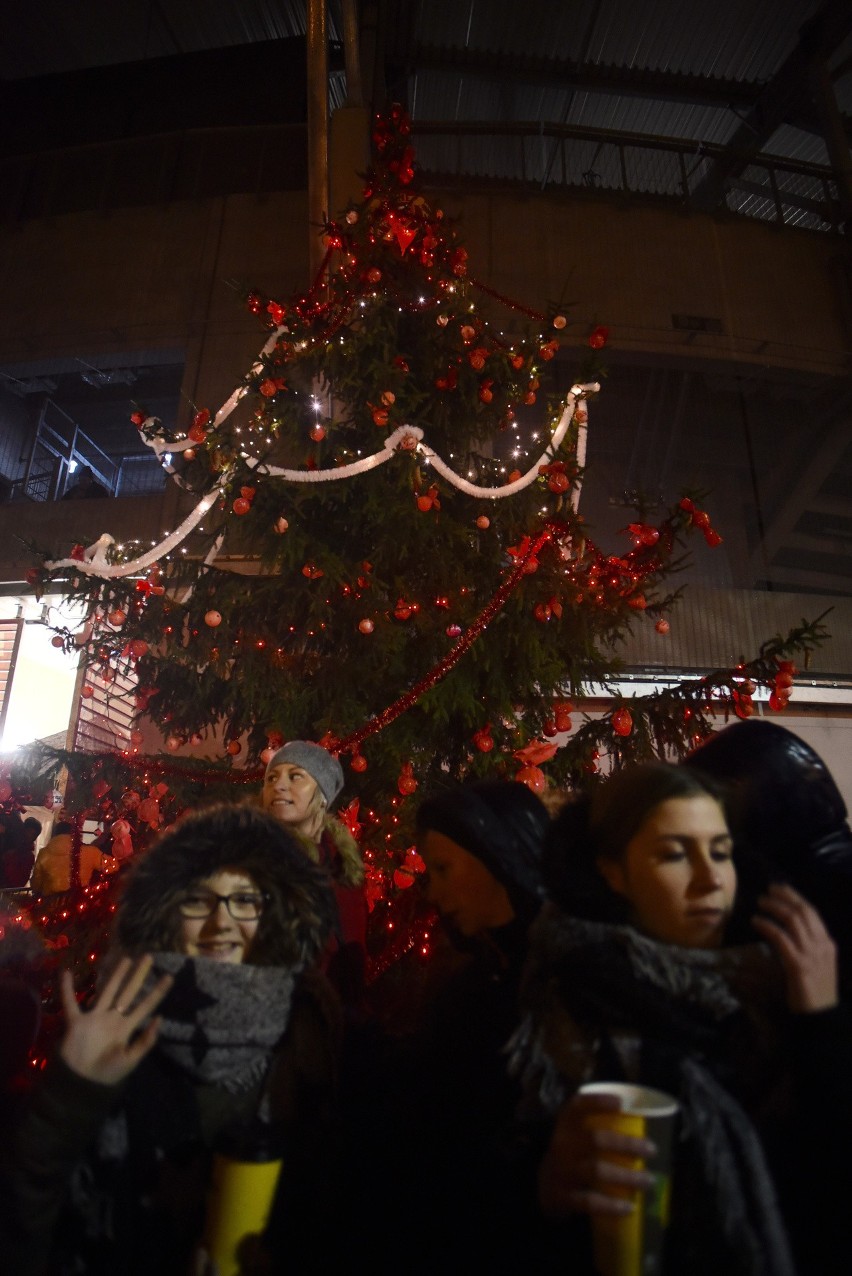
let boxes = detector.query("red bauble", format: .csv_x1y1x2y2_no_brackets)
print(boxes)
548,472,569,493
81,685,94,698
130,411,146,426
193,409,211,429
204,610,222,627
232,497,251,516
274,516,289,533
226,740,241,756
534,602,552,622
655,618,670,635
472,727,494,752
516,765,546,793
542,719,558,737
129,639,149,658
108,609,127,627
187,423,207,444
612,707,633,737
588,325,609,349
310,424,326,442
358,618,375,634
51,634,64,648
476,515,490,529
397,764,418,796
350,753,368,772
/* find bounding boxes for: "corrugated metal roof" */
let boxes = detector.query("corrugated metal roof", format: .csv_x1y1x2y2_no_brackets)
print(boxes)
1,0,849,229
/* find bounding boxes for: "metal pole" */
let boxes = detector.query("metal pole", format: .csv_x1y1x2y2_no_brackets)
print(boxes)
306,0,330,285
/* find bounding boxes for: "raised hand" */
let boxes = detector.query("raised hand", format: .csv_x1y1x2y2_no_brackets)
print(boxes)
752,882,838,1013
59,954,173,1086
538,1091,656,1217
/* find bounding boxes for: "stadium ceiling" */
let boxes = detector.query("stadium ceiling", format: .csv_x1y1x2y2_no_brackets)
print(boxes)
2,0,851,231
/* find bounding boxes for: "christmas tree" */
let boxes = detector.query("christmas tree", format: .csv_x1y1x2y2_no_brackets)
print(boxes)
7,106,827,985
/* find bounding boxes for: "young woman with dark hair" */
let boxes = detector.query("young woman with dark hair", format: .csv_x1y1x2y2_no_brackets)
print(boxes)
513,762,851,1276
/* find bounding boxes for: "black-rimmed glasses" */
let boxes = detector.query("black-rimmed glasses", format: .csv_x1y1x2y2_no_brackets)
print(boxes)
178,890,267,921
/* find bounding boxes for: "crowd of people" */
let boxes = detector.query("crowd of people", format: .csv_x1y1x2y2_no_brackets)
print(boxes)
0,720,850,1274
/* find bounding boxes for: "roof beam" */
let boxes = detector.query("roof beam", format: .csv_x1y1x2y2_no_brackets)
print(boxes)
690,0,852,211
406,44,764,111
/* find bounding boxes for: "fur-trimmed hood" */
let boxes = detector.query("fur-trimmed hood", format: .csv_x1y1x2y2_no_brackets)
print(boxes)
116,804,336,968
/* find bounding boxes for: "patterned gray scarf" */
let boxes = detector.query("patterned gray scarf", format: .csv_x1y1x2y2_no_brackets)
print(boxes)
146,953,297,1091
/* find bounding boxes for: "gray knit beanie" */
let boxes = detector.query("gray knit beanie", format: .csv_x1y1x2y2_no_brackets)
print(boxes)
264,741,344,807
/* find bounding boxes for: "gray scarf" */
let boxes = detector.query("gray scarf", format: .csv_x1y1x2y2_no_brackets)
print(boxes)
146,953,298,1091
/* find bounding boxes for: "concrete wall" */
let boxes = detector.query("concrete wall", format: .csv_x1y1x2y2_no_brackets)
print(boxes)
0,186,848,424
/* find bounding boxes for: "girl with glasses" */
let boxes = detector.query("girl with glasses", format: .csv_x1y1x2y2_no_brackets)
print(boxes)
2,804,341,1276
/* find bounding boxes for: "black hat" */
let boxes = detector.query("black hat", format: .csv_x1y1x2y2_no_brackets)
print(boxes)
416,780,550,914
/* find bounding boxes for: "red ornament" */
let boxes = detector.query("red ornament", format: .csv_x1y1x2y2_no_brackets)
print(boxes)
476,515,490,530
473,725,494,753
533,602,552,623
187,422,207,444
193,409,211,430
81,685,94,698
51,634,65,648
226,740,241,756
516,764,546,793
553,314,567,329
394,600,412,621
397,763,418,796
588,325,609,349
232,497,251,516
655,618,670,635
350,753,368,772
108,609,127,627
274,516,289,534
204,610,222,627
367,267,382,284
259,378,278,398
130,411,146,426
358,618,375,634
612,707,633,737
548,472,569,494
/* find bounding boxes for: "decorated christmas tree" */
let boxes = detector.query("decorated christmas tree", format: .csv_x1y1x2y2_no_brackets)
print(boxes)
5,106,827,990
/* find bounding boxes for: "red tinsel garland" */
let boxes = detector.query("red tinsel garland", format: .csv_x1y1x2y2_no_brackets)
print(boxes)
330,521,566,754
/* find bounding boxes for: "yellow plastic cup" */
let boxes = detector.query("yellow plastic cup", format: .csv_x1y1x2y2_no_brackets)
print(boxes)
579,1082,679,1276
203,1148,283,1276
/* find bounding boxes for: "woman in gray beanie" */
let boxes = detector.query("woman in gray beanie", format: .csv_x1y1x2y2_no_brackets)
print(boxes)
261,741,366,1008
